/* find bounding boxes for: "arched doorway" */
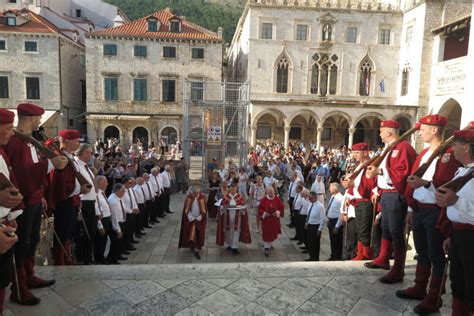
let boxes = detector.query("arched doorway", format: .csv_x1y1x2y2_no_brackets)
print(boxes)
288,111,319,145
321,113,350,148
104,125,120,141
353,116,383,148
161,126,178,144
133,127,149,149
438,99,462,139
255,112,285,143
395,116,412,136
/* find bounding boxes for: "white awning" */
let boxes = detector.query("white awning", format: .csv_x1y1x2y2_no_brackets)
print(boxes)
86,114,151,121
11,110,59,127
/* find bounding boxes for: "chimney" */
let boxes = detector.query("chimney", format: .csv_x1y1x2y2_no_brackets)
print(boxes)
217,27,223,39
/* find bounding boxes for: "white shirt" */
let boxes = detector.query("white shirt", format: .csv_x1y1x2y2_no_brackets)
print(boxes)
143,180,154,201
160,171,171,188
326,193,344,229
299,198,311,216
95,190,111,230
351,164,365,199
122,188,138,214
412,150,438,204
75,157,97,201
311,180,325,194
108,193,125,231
151,174,162,194
447,164,474,225
188,198,202,222
341,192,356,218
133,184,145,204
0,155,23,221
293,193,304,211
263,176,276,188
288,180,299,199
378,145,395,190
306,201,325,231
218,169,228,181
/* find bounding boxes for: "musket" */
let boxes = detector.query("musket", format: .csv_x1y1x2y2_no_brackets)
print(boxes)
437,254,449,308
412,123,473,178
0,223,21,300
437,168,473,193
0,173,19,196
346,155,380,181
77,209,91,241
13,129,57,159
39,131,92,188
369,201,377,249
41,210,72,262
369,123,421,168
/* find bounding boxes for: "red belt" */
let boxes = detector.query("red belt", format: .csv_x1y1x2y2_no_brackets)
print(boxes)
452,223,474,231
354,198,370,203
415,202,438,210
381,189,398,193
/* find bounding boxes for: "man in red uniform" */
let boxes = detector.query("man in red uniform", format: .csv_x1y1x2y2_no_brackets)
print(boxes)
216,181,251,255
49,130,90,265
365,120,417,284
178,185,207,259
396,115,462,314
6,103,67,305
258,187,284,256
342,142,376,260
0,109,23,314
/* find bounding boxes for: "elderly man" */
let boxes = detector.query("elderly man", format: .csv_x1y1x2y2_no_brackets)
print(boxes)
133,177,146,239
178,185,207,259
106,183,126,265
94,176,111,264
160,165,172,214
142,173,155,228
150,167,163,221
258,187,284,256
305,191,325,261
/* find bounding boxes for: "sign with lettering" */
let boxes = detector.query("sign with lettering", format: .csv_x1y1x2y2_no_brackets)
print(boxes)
435,58,466,96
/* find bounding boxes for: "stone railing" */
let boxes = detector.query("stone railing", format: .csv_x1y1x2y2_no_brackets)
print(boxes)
249,0,400,11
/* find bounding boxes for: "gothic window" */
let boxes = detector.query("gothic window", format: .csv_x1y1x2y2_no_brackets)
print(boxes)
359,60,372,96
276,56,289,93
310,53,338,96
322,24,332,41
401,66,409,96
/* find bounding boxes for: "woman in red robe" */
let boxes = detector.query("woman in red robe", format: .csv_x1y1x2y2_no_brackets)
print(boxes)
178,186,207,259
258,187,284,256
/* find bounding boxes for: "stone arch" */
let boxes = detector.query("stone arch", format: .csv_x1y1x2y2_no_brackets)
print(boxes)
160,125,180,144
274,48,293,93
353,113,384,147
253,109,287,127
321,110,353,127
353,112,386,127
132,126,150,148
103,125,121,141
287,110,320,127
392,115,413,136
438,98,462,139
321,111,352,147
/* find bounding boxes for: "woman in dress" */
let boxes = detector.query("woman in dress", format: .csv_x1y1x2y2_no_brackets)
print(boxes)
249,175,266,233
207,170,221,218
238,168,249,199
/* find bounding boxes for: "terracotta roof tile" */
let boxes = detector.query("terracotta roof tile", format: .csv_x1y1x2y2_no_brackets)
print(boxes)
89,9,222,42
0,9,61,35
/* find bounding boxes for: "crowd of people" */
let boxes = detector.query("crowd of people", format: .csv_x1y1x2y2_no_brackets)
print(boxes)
0,101,473,316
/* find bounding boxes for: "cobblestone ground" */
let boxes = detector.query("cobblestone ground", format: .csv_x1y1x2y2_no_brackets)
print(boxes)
4,193,450,315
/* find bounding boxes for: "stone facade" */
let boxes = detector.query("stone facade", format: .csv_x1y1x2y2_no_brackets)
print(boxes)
85,9,223,148
228,0,418,149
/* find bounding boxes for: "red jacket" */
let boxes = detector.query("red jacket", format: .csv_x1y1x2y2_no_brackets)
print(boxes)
48,162,80,208
384,140,417,195
0,147,25,211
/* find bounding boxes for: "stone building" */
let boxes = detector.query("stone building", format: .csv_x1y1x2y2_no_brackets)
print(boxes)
85,8,223,148
227,0,418,149
0,8,85,136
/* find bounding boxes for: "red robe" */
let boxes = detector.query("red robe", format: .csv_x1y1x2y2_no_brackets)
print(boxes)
258,195,284,242
384,140,417,195
216,193,251,245
178,192,207,250
48,162,80,209
5,135,49,205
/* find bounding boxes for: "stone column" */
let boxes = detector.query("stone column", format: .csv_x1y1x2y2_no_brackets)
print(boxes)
250,126,257,147
284,126,290,149
316,127,322,151
348,128,355,149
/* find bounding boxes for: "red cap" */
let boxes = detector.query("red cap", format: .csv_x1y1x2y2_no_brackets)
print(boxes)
0,109,15,124
17,103,45,116
59,129,80,140
453,129,474,143
352,143,369,151
419,114,447,127
380,120,401,129
469,121,474,129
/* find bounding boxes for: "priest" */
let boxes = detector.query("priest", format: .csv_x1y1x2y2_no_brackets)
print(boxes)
258,187,284,256
178,185,207,259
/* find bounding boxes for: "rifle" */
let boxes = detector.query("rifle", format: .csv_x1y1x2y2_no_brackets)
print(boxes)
39,131,92,188
0,173,20,196
346,155,380,181
370,123,420,168
437,168,473,193
412,123,473,178
13,130,57,159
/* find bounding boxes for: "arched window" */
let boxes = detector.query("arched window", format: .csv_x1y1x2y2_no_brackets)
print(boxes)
320,64,329,96
401,66,409,96
329,64,338,95
310,53,338,96
276,56,289,93
310,64,319,94
359,60,372,96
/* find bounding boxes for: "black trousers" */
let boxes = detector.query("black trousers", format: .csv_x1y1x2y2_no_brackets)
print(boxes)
54,199,78,247
380,192,407,247
14,203,42,266
297,214,308,247
327,218,343,260
136,203,145,233
77,200,98,264
294,210,304,241
94,216,110,263
371,220,382,258
124,213,135,247
412,206,445,277
288,197,295,225
307,224,321,261
355,201,374,247
162,188,171,212
343,218,357,260
107,222,123,263
153,195,162,219
450,230,474,311
0,249,12,288
144,200,153,224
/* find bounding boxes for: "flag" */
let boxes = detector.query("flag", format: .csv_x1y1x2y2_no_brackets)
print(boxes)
379,79,385,93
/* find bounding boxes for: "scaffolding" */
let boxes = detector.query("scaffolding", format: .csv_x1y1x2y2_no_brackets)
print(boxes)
183,80,250,186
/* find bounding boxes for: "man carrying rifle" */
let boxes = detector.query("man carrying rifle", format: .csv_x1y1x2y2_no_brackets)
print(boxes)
435,128,474,316
48,130,91,266
398,115,461,314
0,109,23,314
341,142,376,260
5,103,67,305
365,120,417,284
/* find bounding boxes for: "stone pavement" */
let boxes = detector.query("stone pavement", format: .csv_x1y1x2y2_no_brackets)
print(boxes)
4,193,451,315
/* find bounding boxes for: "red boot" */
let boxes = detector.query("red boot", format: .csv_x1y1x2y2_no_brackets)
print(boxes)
364,238,391,270
351,241,365,261
63,241,76,266
413,274,443,314
395,264,431,300
362,244,373,260
380,243,406,284
452,296,471,316
25,256,55,289
53,247,65,266
9,265,41,305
